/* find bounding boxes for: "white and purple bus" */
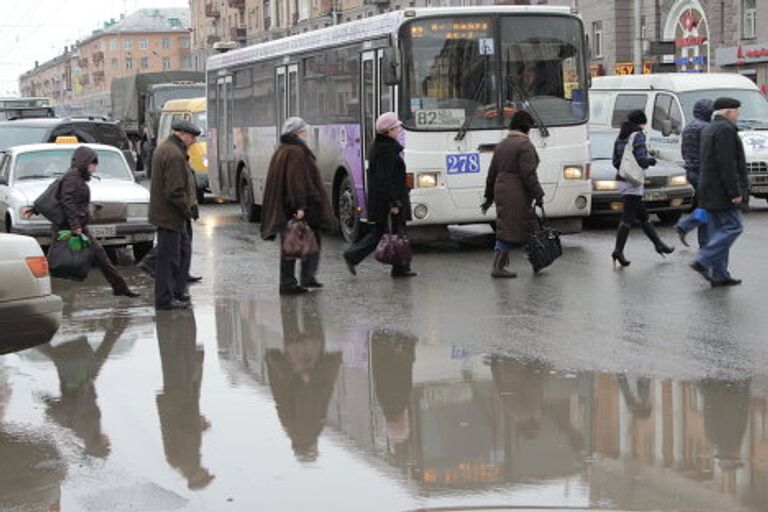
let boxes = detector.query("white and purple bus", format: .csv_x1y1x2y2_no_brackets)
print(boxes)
207,6,592,241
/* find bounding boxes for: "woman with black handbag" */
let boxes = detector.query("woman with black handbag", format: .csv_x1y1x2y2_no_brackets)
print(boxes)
481,111,545,278
611,110,674,267
343,112,416,278
261,117,334,295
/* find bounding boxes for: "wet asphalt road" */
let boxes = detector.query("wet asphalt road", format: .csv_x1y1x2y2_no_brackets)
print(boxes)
3,203,768,511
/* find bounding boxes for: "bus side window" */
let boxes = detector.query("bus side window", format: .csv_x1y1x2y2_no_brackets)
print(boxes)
611,94,648,128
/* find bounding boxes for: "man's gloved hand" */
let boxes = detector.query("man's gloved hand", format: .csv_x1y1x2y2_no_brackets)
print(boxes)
191,205,200,221
648,157,658,167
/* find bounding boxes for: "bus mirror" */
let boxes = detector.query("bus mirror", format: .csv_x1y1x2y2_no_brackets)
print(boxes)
382,48,400,86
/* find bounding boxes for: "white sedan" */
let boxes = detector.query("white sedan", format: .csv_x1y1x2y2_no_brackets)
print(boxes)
0,233,62,353
0,143,155,261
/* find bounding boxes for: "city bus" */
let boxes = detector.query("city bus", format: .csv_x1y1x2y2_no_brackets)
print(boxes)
206,6,591,241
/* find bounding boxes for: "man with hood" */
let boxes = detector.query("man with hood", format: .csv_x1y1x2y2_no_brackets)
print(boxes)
676,99,714,248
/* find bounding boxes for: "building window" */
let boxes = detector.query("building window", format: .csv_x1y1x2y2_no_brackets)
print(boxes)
139,39,148,50
179,36,191,49
124,39,132,50
162,57,171,70
743,0,757,39
168,17,182,28
110,39,118,50
592,21,603,58
141,57,149,69
126,57,133,70
162,37,171,49
111,58,118,69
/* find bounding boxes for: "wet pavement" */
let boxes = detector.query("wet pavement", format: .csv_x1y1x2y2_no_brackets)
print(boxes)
3,203,768,511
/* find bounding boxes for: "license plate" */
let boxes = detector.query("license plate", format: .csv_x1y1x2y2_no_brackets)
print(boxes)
751,185,768,193
644,191,668,201
446,153,481,175
89,225,117,238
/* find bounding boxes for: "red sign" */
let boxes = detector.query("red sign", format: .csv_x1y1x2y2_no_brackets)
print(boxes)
676,36,707,48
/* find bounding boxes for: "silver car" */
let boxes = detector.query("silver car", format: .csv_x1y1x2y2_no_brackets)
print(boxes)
0,143,155,261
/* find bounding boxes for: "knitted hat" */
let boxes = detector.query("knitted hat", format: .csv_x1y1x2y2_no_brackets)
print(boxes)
628,109,648,125
375,112,401,133
281,117,308,136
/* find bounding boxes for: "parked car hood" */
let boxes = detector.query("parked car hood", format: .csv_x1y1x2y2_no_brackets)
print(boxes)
591,158,686,181
14,178,149,205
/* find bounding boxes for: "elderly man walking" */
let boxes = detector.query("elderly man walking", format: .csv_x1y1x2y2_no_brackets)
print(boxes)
149,120,200,310
690,98,749,287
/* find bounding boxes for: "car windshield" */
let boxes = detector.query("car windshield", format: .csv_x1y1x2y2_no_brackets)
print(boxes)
13,149,133,181
679,89,768,127
194,112,207,141
590,132,615,160
399,14,588,131
0,126,50,151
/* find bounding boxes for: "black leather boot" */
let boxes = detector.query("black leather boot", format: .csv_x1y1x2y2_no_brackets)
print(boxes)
612,222,631,267
642,221,675,256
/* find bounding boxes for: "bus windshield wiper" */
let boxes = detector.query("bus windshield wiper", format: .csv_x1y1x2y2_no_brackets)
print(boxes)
455,73,488,142
511,79,550,138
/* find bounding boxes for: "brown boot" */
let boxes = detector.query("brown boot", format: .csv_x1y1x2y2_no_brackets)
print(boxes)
491,251,517,278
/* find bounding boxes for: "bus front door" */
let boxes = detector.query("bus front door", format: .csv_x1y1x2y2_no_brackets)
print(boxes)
275,64,299,141
216,75,234,198
361,49,395,184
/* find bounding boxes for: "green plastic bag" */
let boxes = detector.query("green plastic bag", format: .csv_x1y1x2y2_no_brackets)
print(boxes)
57,230,91,251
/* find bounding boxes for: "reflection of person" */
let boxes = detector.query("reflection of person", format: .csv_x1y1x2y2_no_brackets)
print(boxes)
699,378,750,470
617,375,652,419
155,309,214,490
482,111,545,278
266,297,341,461
488,355,546,439
344,112,416,278
261,117,335,295
518,64,542,97
371,330,416,461
39,316,130,458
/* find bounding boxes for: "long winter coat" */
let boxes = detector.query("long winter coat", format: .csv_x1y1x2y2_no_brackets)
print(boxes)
57,146,98,231
366,134,411,225
699,115,749,210
484,131,545,244
681,99,714,184
260,134,334,240
149,135,193,233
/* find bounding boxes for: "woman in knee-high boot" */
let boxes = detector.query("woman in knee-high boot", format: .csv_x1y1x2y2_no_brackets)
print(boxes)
611,110,674,267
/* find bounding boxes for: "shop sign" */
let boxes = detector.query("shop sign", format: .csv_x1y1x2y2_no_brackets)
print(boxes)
614,62,635,75
665,4,709,72
716,43,768,66
643,61,653,74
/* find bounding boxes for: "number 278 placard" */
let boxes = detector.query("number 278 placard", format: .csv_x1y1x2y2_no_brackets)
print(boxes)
446,153,481,175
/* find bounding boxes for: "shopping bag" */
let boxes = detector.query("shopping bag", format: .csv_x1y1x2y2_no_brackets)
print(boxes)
375,216,412,266
33,178,66,226
618,132,645,186
280,220,319,260
525,207,562,274
47,232,95,281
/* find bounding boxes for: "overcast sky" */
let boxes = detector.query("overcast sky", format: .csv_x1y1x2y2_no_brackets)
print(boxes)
0,0,189,95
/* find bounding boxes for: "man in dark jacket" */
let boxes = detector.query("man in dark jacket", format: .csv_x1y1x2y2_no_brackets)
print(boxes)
691,97,749,287
25,146,139,297
676,98,714,248
149,120,199,310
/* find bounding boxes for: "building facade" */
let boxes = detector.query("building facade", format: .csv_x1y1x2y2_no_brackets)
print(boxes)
19,8,194,116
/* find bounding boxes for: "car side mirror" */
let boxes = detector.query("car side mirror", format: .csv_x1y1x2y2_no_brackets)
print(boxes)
382,47,400,86
660,119,673,137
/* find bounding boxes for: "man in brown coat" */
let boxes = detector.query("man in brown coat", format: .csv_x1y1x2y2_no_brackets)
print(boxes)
149,120,199,310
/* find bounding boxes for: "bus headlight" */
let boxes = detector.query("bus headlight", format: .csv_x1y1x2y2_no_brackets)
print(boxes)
563,165,584,180
593,180,620,191
668,175,688,187
417,173,438,188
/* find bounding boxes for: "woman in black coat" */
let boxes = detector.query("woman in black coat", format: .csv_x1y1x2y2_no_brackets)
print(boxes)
343,112,415,278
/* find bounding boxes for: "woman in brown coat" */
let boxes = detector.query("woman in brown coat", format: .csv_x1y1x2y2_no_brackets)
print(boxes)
482,111,545,278
261,117,334,295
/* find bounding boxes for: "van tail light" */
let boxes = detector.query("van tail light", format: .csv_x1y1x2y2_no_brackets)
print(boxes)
406,173,415,190
26,257,49,278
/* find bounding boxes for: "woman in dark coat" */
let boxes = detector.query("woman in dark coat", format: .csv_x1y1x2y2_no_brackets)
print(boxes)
482,111,545,278
343,112,415,278
611,110,674,267
261,117,334,295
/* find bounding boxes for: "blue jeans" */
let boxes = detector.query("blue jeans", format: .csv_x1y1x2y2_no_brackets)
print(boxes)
676,208,709,248
695,209,743,282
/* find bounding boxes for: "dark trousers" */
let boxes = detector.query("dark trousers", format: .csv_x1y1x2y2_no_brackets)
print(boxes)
142,221,193,279
695,208,743,282
87,234,129,293
155,227,186,307
280,229,321,289
343,215,411,274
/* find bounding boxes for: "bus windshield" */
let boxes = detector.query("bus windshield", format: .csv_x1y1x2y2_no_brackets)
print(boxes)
400,14,588,131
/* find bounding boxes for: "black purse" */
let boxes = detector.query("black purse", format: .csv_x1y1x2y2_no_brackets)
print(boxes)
33,177,66,227
525,206,562,274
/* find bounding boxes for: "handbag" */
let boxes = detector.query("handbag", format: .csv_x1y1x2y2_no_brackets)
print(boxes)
47,232,95,281
281,220,319,260
33,177,66,227
618,132,646,186
375,216,412,266
525,206,562,274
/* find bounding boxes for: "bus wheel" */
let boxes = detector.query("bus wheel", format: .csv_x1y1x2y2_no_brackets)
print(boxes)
337,175,363,243
239,173,258,222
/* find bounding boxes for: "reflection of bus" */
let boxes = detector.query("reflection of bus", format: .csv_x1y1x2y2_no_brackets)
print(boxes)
207,7,592,241
0,97,54,121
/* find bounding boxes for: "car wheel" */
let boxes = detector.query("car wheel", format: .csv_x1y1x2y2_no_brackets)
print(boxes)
239,173,259,222
132,241,153,263
337,175,364,243
657,211,682,225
